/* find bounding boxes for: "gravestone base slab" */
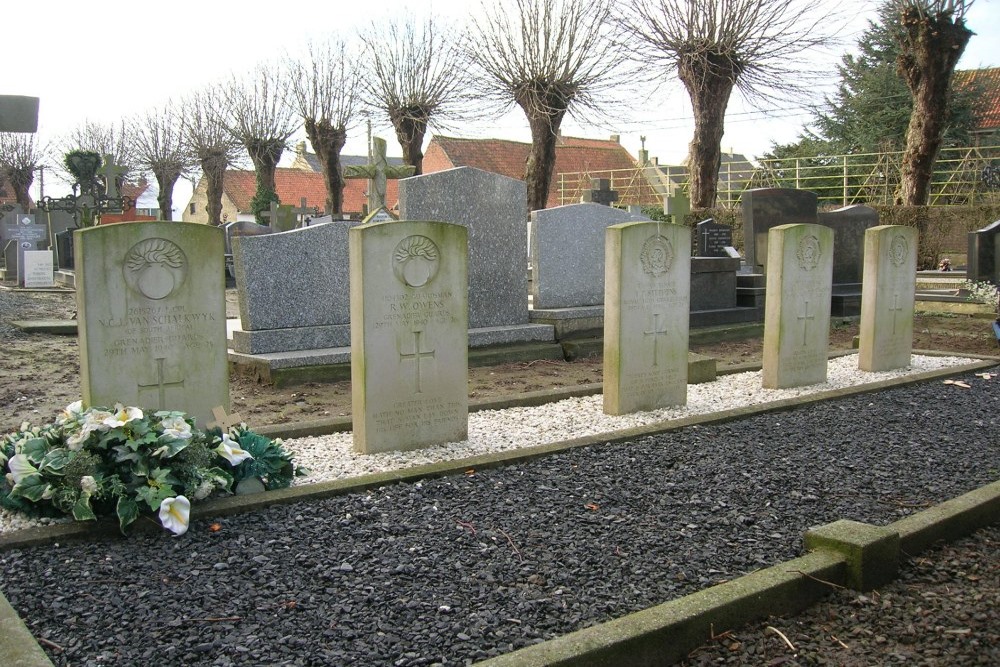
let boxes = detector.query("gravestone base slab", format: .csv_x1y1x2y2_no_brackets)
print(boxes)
531,305,764,340
230,324,352,354
831,287,863,317
468,323,555,347
54,270,75,289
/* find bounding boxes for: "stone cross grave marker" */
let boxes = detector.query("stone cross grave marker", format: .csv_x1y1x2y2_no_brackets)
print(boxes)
858,225,917,372
762,223,833,389
967,219,1000,285
259,200,281,227
350,220,468,454
604,221,691,415
581,178,619,206
695,218,733,257
75,222,229,426
530,203,648,309
290,197,317,227
22,250,54,288
345,136,415,214
741,188,818,272
99,154,127,200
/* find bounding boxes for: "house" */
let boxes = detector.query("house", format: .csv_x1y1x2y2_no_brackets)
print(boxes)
181,165,400,224
953,66,1000,144
422,134,645,208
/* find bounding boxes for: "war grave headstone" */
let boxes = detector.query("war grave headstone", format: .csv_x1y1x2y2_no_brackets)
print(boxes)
530,202,648,309
762,223,834,389
230,221,359,355
21,250,54,288
966,219,1000,285
350,220,468,454
604,221,691,415
818,204,879,316
858,225,917,372
741,188,818,272
399,166,555,347
75,222,228,426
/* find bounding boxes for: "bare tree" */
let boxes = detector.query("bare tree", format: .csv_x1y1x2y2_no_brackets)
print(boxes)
288,39,361,215
182,88,241,226
130,103,193,220
62,119,137,191
892,0,974,206
619,0,839,209
363,14,469,175
0,132,45,209
465,0,626,211
224,63,300,220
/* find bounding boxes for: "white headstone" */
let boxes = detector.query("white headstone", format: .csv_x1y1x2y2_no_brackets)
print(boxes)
762,223,834,389
75,222,229,426
859,225,917,372
603,221,691,415
22,250,54,288
350,220,469,453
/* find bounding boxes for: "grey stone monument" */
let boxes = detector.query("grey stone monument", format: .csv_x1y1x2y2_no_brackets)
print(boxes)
529,202,648,309
399,166,554,346
741,188,818,271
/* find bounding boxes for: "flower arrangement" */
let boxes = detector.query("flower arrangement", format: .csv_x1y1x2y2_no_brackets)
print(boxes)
1,402,304,536
962,279,999,316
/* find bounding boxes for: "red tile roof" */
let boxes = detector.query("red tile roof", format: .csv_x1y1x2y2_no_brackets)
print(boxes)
955,67,1000,131
223,167,401,215
425,135,640,208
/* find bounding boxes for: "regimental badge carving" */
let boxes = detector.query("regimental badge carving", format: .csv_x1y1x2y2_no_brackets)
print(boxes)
640,235,673,277
393,235,440,287
123,238,188,300
888,234,908,267
796,235,821,271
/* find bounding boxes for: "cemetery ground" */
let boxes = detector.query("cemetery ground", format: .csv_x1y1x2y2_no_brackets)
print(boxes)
1,284,999,666
2,286,999,432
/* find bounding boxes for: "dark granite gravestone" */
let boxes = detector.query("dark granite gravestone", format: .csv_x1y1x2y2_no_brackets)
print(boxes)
967,219,1000,285
695,218,734,257
740,188,818,271
54,229,75,270
581,178,619,206
818,205,879,285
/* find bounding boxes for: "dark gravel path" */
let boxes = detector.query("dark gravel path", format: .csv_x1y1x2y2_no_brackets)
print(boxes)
2,369,998,666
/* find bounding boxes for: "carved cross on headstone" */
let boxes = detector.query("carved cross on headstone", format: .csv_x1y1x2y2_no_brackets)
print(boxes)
137,358,185,409
99,154,128,200
797,301,815,346
207,405,244,430
643,312,669,367
399,329,435,394
582,178,619,206
344,136,416,213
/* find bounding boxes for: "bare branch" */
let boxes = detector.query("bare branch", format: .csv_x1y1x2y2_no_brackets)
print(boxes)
130,103,194,220
181,87,242,225
60,119,137,182
0,132,47,209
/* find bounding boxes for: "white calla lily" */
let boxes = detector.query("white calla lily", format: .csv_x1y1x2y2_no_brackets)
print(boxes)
80,476,99,495
158,496,191,536
103,404,144,429
215,434,254,466
58,400,84,423
160,416,193,440
8,454,38,484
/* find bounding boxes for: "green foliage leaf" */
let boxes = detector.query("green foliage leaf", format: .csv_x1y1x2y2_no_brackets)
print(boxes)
116,496,139,533
153,435,191,459
71,493,97,521
11,474,50,502
135,484,173,513
39,448,73,476
20,437,49,465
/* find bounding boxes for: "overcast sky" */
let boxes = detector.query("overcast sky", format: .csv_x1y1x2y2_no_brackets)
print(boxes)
5,0,998,206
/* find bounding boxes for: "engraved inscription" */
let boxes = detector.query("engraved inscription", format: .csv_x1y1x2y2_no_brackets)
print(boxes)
640,235,673,276
889,235,908,267
796,235,821,271
99,304,218,359
123,238,188,300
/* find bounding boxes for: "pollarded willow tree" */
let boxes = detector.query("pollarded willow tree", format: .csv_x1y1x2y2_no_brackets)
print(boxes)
224,64,301,221
619,0,839,209
287,39,360,215
465,0,627,212
891,0,974,206
130,103,193,220
0,132,45,210
181,88,242,226
362,13,469,175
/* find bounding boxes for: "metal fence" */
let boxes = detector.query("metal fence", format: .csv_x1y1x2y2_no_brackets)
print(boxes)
557,144,1000,209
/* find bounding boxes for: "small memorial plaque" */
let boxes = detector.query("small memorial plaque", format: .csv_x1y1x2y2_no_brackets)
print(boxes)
22,250,54,288
695,219,733,257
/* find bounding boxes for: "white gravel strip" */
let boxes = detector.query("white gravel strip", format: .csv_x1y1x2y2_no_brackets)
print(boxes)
0,354,983,536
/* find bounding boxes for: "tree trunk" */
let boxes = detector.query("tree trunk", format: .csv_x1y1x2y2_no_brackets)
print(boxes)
155,171,180,221
390,108,429,176
895,7,972,206
305,118,347,215
521,107,566,213
247,139,283,195
5,167,33,211
679,62,736,210
201,151,228,226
